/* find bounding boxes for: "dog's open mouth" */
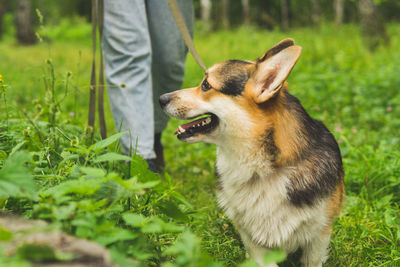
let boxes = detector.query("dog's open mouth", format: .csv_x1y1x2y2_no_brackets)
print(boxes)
174,113,219,140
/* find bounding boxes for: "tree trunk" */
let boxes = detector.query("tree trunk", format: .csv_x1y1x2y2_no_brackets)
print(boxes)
200,0,211,31
221,0,230,29
242,0,250,25
334,0,345,26
15,0,36,45
281,0,289,31
358,0,389,50
0,0,10,40
311,0,320,25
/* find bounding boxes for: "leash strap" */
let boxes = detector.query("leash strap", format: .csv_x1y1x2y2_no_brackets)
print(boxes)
166,0,207,72
88,0,107,139
97,0,107,139
88,0,97,133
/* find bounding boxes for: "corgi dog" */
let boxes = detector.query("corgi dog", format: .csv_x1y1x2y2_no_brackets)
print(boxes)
159,39,344,267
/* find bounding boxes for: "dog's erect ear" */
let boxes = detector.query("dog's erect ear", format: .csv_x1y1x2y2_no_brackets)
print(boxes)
251,39,302,103
257,38,295,62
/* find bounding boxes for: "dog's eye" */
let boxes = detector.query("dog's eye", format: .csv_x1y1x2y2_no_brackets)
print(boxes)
201,79,212,92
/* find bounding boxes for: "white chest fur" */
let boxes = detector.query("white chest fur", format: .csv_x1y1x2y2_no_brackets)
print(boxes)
215,147,327,252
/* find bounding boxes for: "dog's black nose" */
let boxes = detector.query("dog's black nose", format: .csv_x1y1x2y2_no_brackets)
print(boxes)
159,93,171,108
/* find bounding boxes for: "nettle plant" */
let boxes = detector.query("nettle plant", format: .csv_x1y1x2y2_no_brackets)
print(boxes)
0,64,219,266
0,122,219,266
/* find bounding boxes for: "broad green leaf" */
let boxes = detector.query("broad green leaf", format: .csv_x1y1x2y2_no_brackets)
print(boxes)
93,180,120,203
0,180,22,198
162,231,199,257
90,131,128,152
79,167,106,177
57,154,79,169
41,178,103,198
262,249,287,264
159,201,188,222
0,226,12,241
384,208,398,227
141,217,183,233
172,192,194,209
93,152,132,163
162,223,184,233
72,213,97,228
110,248,139,267
377,194,392,209
17,244,56,262
95,228,138,246
130,180,160,191
141,222,163,233
143,216,165,233
238,260,258,267
164,172,173,186
123,213,147,227
0,151,37,199
55,202,77,220
9,141,26,156
129,154,158,182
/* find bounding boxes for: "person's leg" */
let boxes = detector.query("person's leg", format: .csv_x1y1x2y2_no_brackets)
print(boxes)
102,0,156,160
146,0,194,169
146,0,194,134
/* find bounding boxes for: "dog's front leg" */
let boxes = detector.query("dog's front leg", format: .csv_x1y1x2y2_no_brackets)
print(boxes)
300,232,331,267
237,228,278,267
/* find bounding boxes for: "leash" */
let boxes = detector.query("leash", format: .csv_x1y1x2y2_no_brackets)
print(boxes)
97,0,107,139
88,0,107,139
166,0,207,72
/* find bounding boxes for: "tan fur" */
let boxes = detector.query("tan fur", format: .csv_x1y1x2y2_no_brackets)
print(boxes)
324,179,345,235
240,84,304,166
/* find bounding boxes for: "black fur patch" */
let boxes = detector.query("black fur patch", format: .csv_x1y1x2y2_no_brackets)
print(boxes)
217,60,251,96
262,128,280,162
287,155,343,207
248,172,261,186
283,92,344,207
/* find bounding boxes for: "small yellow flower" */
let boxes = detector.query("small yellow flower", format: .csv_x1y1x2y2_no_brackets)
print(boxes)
0,74,3,83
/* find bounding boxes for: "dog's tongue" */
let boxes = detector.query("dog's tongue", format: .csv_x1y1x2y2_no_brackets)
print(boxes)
174,117,208,135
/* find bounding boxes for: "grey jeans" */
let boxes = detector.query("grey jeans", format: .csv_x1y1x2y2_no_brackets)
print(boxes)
102,0,193,159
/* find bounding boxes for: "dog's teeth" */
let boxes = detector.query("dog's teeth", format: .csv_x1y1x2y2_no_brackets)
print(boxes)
202,121,206,126
178,126,185,134
205,117,211,124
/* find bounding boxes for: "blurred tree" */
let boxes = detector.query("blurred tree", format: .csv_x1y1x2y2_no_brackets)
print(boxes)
16,0,36,44
34,0,91,24
334,0,345,25
311,0,320,25
3,0,397,38
379,0,400,22
0,0,10,40
242,0,250,25
200,0,211,31
192,0,399,31
221,0,230,29
251,0,277,30
281,0,289,31
358,0,389,50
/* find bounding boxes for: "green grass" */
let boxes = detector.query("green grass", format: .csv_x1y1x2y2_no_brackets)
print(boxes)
1,21,400,266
